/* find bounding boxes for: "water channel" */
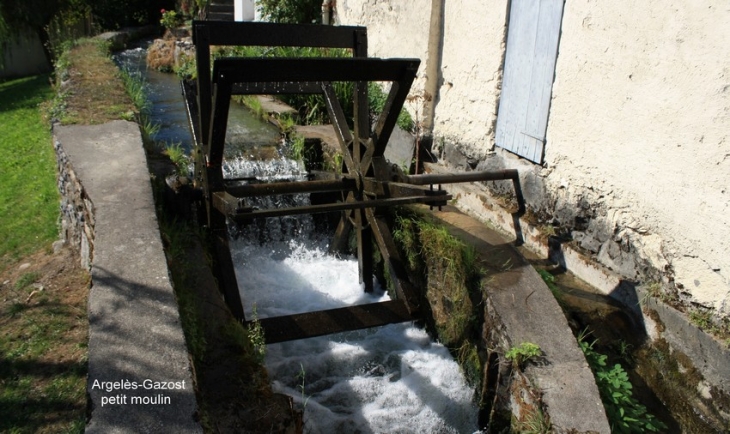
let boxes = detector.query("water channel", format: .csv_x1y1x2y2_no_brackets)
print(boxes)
117,44,480,432
116,40,725,433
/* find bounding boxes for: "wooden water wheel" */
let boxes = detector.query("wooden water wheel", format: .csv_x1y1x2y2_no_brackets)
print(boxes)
183,20,524,343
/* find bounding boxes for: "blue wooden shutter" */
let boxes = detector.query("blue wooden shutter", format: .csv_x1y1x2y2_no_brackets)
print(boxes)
495,0,564,164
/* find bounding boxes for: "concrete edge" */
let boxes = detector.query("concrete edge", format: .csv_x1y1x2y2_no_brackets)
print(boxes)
442,172,730,415
430,206,611,433
53,120,201,433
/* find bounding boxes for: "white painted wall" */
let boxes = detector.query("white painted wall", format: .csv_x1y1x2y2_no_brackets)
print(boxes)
546,0,730,313
337,0,730,317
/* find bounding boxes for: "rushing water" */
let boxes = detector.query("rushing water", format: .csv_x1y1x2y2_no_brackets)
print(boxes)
118,42,480,432
228,160,479,433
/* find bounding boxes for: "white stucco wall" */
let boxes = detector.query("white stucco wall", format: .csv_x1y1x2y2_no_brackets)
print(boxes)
432,1,508,153
547,0,730,313
337,0,730,317
338,0,508,154
336,0,431,116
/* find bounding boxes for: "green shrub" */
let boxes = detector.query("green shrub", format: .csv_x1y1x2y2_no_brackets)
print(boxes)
578,330,667,433
257,0,322,24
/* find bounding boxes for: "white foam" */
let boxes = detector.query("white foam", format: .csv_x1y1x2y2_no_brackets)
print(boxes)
228,153,478,432
233,239,478,432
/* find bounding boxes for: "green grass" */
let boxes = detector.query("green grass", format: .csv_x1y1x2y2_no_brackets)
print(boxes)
0,75,59,268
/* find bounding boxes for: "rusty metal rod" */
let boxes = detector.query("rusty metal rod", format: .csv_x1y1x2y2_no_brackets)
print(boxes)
405,169,525,215
228,194,450,221
225,178,356,197
404,169,519,185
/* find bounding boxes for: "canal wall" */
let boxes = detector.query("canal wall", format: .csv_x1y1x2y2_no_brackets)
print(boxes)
53,120,201,433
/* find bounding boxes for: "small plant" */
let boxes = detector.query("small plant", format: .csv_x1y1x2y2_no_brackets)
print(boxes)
173,52,197,79
296,363,311,410
688,309,713,331
287,133,307,162
163,142,190,176
119,67,151,115
242,95,266,120
513,404,551,434
578,329,667,433
640,281,664,306
278,114,297,133
160,9,182,29
505,342,542,368
538,269,563,303
247,305,266,364
538,224,557,237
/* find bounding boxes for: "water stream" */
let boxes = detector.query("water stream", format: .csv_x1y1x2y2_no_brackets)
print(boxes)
119,43,480,432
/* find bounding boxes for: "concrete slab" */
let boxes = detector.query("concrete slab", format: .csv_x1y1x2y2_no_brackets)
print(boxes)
53,121,201,433
429,206,610,433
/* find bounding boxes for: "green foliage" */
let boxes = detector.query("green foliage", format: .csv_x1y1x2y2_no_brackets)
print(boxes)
578,330,667,433
537,269,564,304
391,207,483,369
246,306,266,364
213,45,414,131
173,52,197,79
505,342,542,368
257,0,322,24
160,8,181,29
369,82,415,132
119,66,151,115
512,404,551,434
118,66,162,148
689,309,712,330
163,142,190,175
457,342,482,387
297,363,311,409
0,75,58,266
91,0,174,30
287,133,307,161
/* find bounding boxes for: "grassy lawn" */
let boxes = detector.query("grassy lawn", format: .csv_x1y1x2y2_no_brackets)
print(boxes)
0,74,89,433
0,75,59,268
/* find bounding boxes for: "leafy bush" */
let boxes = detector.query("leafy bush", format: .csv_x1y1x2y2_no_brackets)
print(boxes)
91,0,174,30
257,0,322,24
578,330,667,433
159,9,181,29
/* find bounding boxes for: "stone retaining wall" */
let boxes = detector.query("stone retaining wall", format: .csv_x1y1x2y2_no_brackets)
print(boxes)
55,134,94,270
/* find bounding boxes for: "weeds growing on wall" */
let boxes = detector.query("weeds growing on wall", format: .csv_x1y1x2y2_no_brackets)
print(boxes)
505,342,542,369
391,207,484,388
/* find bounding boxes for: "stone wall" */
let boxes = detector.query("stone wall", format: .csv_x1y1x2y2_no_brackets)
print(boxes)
336,0,730,322
54,134,94,270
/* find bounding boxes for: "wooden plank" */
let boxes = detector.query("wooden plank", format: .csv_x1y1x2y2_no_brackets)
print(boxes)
212,57,420,85
256,300,414,344
195,20,367,49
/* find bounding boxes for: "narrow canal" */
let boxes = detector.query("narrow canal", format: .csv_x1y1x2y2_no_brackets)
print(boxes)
116,44,480,432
